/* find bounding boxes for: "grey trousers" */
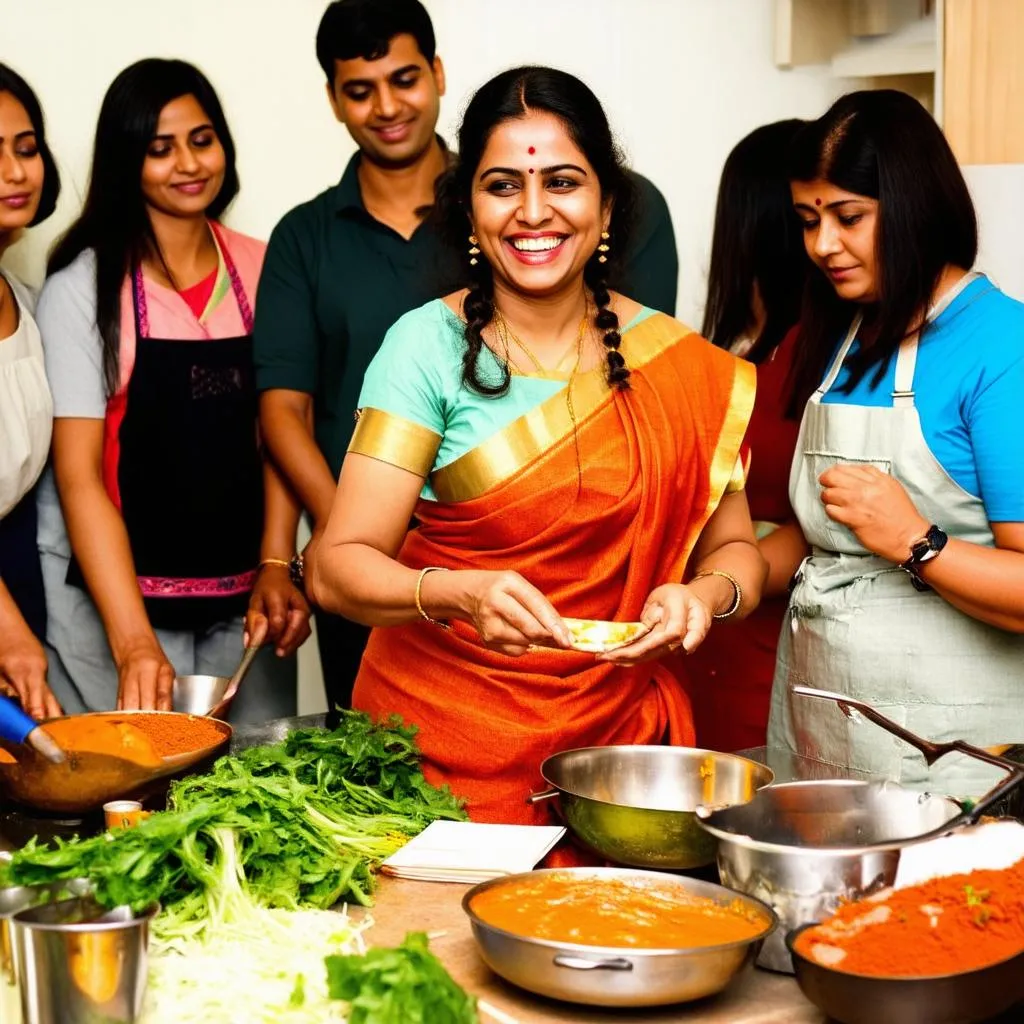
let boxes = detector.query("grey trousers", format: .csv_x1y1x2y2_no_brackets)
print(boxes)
40,550,296,723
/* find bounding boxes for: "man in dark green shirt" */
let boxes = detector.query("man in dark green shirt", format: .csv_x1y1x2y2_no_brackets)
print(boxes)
254,0,679,711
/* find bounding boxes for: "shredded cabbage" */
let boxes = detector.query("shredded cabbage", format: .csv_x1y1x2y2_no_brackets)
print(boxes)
141,904,371,1024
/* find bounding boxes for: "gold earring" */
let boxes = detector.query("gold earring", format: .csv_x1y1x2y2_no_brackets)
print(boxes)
598,231,610,264
468,234,481,266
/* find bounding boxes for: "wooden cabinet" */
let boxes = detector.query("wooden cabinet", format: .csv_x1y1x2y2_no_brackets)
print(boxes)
943,0,1024,164
774,0,1024,163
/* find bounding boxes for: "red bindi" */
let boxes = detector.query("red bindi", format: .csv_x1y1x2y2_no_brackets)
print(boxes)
528,146,536,155
815,198,822,207
528,168,534,174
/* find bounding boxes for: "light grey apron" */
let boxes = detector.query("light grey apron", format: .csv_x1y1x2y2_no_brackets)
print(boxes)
767,273,1023,798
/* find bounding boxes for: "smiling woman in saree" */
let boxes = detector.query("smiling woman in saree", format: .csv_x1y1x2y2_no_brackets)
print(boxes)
310,67,766,824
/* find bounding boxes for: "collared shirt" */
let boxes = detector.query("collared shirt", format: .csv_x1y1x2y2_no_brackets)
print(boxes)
253,148,678,477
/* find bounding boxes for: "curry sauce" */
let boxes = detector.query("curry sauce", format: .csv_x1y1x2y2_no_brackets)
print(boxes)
471,873,766,948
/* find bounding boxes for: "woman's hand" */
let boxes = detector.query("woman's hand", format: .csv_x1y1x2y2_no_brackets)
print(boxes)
819,464,929,563
449,570,572,656
116,637,175,711
600,584,713,664
0,615,62,721
245,564,312,657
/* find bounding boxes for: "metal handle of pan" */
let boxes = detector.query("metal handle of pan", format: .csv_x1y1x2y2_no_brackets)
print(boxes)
793,685,1024,839
552,955,634,972
792,687,946,766
526,788,559,805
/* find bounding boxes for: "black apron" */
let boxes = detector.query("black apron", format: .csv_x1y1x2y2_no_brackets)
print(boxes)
0,487,46,641
69,232,263,632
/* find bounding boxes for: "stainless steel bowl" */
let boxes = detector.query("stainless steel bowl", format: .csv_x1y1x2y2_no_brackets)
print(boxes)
697,780,962,973
530,745,774,869
463,867,775,1007
172,675,230,717
787,925,1024,1024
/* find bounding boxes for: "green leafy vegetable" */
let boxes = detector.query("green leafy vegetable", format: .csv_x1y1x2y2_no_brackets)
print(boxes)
325,932,478,1024
2,712,466,938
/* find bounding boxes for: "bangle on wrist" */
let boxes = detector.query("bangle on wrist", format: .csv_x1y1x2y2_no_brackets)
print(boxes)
259,556,304,588
259,558,291,571
415,566,451,630
690,569,743,619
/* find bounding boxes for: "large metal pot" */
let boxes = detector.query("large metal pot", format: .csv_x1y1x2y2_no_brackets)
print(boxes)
697,780,962,973
463,867,775,1007
529,745,773,869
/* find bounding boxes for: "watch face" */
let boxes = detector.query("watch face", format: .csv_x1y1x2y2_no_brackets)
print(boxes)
910,539,932,562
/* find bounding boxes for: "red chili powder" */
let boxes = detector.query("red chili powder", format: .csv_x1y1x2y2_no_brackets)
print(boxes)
122,713,225,757
794,858,1024,977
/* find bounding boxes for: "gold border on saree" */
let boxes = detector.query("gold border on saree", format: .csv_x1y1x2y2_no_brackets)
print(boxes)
430,313,695,504
348,407,442,477
673,357,757,571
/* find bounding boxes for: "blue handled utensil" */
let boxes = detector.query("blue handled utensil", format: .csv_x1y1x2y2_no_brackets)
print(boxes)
0,695,65,764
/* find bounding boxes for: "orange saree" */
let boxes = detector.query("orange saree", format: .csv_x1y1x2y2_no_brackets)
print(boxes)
351,313,755,823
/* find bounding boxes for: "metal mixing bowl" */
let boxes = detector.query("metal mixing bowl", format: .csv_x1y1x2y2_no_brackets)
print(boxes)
529,745,774,869
463,867,775,1007
172,675,230,717
787,925,1024,1024
697,780,962,973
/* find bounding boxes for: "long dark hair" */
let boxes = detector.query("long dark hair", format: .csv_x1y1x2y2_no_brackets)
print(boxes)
0,63,60,226
435,66,638,396
48,59,239,395
787,90,977,414
702,119,806,364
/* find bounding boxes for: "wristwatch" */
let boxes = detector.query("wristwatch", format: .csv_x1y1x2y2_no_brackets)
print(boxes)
899,524,947,590
288,553,305,589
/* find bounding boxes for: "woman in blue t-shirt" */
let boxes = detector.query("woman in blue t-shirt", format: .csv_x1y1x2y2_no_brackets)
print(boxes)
768,90,1024,798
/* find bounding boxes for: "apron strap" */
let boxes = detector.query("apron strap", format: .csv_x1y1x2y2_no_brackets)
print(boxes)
891,337,918,408
816,270,986,409
210,221,255,335
131,265,149,340
811,314,862,405
891,270,985,408
131,222,254,341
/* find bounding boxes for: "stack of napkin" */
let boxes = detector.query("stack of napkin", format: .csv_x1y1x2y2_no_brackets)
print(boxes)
381,821,565,883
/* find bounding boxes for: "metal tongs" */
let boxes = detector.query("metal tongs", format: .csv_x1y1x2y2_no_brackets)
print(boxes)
794,685,1024,840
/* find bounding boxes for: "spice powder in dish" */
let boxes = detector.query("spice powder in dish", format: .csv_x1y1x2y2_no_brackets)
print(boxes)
116,713,225,757
794,857,1024,977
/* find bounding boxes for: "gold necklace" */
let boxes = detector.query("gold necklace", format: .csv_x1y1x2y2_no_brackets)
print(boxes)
494,308,588,375
492,303,591,495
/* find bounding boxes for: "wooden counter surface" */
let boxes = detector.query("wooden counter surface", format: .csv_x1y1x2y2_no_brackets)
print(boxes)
357,877,825,1024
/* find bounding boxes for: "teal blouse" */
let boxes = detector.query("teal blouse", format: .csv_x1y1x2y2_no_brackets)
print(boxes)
354,299,654,500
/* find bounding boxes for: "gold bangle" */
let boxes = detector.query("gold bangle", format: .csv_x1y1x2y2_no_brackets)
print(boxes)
259,558,292,571
415,566,451,630
691,569,742,619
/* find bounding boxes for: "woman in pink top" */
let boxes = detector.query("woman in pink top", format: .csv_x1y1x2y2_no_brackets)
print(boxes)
36,60,310,719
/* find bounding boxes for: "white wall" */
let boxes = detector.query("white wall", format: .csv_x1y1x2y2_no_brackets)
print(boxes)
4,0,849,322
4,0,849,712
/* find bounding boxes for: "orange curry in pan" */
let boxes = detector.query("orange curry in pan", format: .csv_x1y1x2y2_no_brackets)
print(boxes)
471,874,767,949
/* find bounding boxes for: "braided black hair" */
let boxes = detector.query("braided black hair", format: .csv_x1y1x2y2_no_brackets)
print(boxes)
460,254,508,397
585,255,630,389
435,66,638,395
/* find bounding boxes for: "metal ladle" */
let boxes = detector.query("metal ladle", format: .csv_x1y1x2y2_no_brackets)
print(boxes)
793,686,1024,838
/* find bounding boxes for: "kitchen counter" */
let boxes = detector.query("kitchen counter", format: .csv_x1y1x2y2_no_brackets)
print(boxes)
358,876,824,1024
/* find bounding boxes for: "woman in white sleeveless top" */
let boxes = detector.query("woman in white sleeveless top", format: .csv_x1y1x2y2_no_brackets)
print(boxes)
0,64,62,720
